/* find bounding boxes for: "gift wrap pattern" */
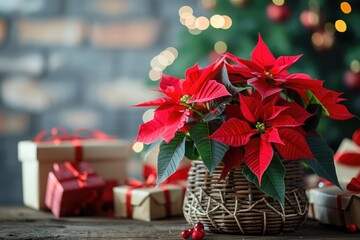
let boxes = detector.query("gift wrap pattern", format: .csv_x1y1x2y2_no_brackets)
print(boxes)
113,185,184,221
308,186,360,228
45,162,105,217
18,138,130,210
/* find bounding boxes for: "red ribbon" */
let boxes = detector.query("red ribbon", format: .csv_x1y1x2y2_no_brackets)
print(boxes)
34,127,116,162
124,174,172,219
335,129,360,165
143,164,190,184
334,173,360,228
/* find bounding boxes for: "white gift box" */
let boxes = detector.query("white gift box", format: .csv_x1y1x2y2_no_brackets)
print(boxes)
18,139,130,210
308,185,360,227
335,138,360,184
113,185,184,221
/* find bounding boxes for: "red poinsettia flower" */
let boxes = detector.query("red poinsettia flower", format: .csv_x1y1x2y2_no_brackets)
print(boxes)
135,63,231,144
311,89,354,120
225,34,324,100
209,92,315,184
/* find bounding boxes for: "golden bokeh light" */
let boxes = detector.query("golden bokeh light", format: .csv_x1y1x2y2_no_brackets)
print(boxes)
335,19,347,32
222,15,232,29
340,2,352,14
179,6,193,17
210,15,225,29
188,28,202,35
214,41,227,53
142,108,155,122
350,60,360,73
195,16,210,30
132,142,144,153
167,47,178,58
160,50,175,64
272,0,285,6
149,69,162,81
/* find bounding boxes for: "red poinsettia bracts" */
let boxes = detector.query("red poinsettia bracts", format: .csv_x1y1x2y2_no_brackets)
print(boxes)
209,92,315,184
224,34,324,100
310,89,355,120
136,63,231,144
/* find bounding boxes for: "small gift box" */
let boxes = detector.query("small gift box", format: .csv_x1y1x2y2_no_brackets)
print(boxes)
334,129,360,184
18,127,130,210
113,176,184,221
308,175,360,229
45,161,105,217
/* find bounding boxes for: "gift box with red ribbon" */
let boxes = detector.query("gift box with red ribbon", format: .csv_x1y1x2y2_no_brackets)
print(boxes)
113,175,184,221
45,161,105,217
334,129,360,184
308,174,360,230
18,127,130,210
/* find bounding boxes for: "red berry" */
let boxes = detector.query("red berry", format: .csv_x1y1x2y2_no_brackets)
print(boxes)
347,223,358,232
192,229,205,240
194,222,204,229
181,229,191,239
189,228,195,234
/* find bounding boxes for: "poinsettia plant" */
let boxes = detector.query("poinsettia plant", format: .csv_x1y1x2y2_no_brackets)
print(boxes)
135,34,355,206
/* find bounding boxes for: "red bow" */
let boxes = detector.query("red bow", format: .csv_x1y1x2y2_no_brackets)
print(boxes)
347,173,360,192
34,127,116,162
143,164,190,184
335,129,360,166
124,174,171,219
34,126,115,143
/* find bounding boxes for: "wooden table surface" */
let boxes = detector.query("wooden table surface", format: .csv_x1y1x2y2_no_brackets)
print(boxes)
0,206,360,239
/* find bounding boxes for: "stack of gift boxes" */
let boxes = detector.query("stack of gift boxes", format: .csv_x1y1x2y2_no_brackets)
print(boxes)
306,129,360,231
17,128,191,221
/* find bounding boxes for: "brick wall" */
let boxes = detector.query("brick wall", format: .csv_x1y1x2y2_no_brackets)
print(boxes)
0,0,203,204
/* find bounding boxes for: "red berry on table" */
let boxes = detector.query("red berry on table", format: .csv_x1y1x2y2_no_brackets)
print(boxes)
181,229,191,239
189,228,195,234
347,223,358,232
192,229,205,240
195,222,204,229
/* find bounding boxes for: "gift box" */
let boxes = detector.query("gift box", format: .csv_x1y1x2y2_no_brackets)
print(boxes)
334,129,360,184
45,161,105,217
18,128,130,210
113,182,184,221
308,185,360,228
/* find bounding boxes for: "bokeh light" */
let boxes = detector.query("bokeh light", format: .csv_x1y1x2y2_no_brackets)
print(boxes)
222,15,232,29
350,60,360,73
340,2,352,14
195,16,210,30
132,142,144,153
210,15,225,29
335,19,347,32
214,41,227,53
142,108,155,122
272,0,285,6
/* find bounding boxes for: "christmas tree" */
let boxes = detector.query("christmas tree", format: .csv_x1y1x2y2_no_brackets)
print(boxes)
164,0,360,150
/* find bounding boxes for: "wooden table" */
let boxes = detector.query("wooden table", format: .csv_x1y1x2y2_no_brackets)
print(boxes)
1,207,359,239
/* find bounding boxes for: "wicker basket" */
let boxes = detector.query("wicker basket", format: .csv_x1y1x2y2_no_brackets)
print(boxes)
183,160,308,235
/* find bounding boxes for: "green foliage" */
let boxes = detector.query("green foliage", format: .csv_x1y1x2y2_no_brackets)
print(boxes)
189,121,229,173
303,136,341,188
157,132,186,184
243,153,286,206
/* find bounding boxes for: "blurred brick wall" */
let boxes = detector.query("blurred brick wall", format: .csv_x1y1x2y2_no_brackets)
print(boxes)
0,0,201,204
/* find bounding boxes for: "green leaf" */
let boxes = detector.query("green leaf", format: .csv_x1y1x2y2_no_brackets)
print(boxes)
219,65,248,95
303,136,341,188
306,90,330,117
144,139,161,161
243,154,285,206
189,121,228,173
185,138,199,160
303,104,322,134
157,132,186,184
